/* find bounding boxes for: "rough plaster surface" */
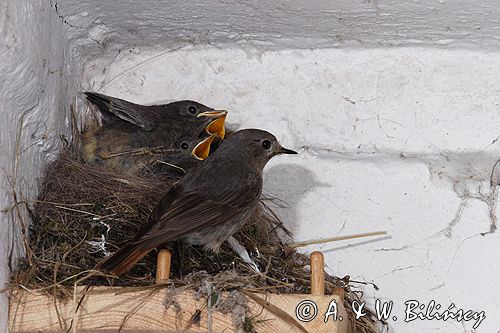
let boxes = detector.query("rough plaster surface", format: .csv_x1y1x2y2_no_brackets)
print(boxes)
3,0,500,332
84,47,500,332
0,1,77,331
56,0,500,53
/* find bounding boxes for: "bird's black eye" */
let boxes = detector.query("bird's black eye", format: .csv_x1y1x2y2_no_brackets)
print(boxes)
187,105,198,114
180,142,189,150
262,140,272,150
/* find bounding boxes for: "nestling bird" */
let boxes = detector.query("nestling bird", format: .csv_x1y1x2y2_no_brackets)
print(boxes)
82,92,227,173
96,129,297,275
139,134,217,178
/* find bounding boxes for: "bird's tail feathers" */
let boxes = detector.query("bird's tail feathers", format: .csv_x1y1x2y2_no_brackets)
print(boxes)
95,243,150,276
85,92,111,110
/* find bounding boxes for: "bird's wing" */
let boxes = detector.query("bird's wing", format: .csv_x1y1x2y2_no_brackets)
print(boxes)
131,181,261,250
85,92,160,131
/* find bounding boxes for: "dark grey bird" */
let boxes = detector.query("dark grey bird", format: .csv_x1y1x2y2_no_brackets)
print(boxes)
82,92,227,173
96,129,297,275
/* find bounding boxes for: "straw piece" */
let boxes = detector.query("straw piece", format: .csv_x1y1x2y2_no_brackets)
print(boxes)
288,231,387,248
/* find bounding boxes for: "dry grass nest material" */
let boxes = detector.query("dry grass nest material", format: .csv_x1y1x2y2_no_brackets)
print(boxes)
12,136,385,333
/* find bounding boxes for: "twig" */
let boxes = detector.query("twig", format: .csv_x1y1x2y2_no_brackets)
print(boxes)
155,160,186,174
242,291,308,333
53,205,104,218
10,111,34,264
206,281,212,333
103,146,175,159
288,231,388,248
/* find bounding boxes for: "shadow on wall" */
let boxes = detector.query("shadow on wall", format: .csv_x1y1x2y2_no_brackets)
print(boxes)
263,163,330,236
264,163,392,252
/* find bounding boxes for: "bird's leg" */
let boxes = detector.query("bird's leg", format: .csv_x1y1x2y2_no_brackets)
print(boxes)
226,236,261,273
174,242,183,277
213,255,224,271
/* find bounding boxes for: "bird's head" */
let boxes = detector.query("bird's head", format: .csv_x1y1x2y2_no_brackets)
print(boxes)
166,134,216,163
167,101,227,138
148,135,216,176
224,129,297,169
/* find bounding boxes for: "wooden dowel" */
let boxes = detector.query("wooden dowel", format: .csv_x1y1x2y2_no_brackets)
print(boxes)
310,251,325,296
156,249,171,284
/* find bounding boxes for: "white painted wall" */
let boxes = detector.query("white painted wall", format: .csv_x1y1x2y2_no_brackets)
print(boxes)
52,0,500,51
3,0,500,332
0,1,78,331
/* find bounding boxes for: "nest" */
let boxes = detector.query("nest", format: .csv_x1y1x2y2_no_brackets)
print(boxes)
11,130,385,333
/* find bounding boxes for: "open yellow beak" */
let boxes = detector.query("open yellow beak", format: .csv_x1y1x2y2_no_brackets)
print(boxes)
198,110,227,139
205,114,227,138
192,134,216,160
197,110,227,118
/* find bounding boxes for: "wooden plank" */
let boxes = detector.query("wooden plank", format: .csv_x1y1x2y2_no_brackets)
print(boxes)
9,287,350,333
